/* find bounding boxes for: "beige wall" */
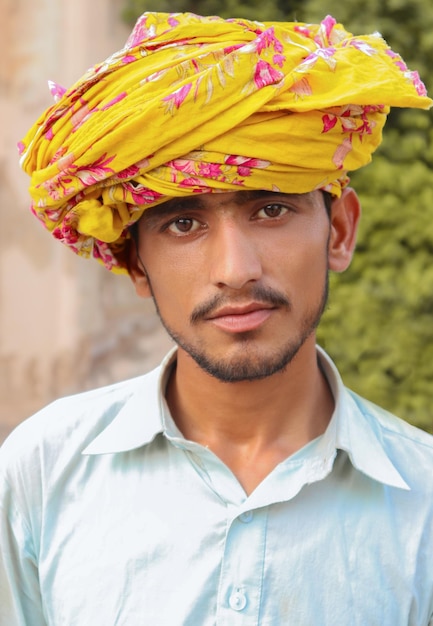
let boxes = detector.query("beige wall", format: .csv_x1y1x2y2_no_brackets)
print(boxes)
0,0,172,441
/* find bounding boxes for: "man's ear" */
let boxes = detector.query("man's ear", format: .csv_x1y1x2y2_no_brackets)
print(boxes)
126,237,153,298
328,187,361,273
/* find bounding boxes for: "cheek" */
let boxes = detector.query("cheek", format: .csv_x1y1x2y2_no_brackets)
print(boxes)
141,234,200,272
142,235,213,297
142,249,198,311
267,228,329,275
147,258,198,290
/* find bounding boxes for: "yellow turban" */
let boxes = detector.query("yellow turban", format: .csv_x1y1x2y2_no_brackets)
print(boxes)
19,12,432,273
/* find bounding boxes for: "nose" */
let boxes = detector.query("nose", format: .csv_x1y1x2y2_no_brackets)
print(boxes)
209,220,263,289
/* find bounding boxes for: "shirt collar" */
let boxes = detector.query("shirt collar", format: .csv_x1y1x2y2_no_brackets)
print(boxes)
82,346,409,490
82,348,176,455
317,346,409,490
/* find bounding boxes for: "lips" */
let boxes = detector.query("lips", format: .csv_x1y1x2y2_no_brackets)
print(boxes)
206,303,275,333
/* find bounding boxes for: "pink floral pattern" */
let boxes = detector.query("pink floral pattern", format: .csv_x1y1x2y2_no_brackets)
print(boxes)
163,83,193,113
253,60,284,89
48,80,67,102
225,156,271,177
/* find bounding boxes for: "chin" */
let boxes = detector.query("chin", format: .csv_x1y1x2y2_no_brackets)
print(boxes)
185,340,307,383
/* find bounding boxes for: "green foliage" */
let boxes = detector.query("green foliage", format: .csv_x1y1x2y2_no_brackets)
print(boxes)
299,0,433,432
318,158,433,433
121,0,433,432
122,0,304,24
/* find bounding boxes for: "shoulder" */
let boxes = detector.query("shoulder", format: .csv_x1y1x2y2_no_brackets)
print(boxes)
350,390,433,449
0,362,166,544
349,389,433,486
0,366,160,480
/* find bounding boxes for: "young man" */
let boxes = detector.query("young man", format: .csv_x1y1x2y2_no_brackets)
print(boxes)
1,12,433,625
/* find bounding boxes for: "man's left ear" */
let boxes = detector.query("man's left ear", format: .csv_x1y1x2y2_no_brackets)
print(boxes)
328,187,361,273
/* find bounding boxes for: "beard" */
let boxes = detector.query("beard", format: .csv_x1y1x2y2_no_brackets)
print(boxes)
147,276,329,384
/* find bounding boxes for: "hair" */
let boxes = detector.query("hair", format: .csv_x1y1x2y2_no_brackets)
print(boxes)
129,219,139,245
322,190,333,218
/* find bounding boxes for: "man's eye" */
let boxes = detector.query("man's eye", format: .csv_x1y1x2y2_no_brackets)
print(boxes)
257,204,289,219
167,217,200,234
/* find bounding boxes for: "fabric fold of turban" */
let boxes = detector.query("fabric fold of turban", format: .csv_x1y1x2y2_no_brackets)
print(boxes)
19,12,432,273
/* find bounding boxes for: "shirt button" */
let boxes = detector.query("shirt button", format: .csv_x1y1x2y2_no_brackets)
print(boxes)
239,510,253,523
229,588,247,611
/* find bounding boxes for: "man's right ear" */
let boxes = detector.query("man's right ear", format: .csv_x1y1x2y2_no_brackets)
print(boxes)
126,238,152,298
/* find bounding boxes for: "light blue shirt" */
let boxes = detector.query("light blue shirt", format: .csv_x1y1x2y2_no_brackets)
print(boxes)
1,347,433,625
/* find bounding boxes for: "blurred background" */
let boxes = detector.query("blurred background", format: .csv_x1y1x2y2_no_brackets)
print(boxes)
1,0,432,442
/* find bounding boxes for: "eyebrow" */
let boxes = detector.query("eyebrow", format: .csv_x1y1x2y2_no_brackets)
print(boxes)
140,190,317,226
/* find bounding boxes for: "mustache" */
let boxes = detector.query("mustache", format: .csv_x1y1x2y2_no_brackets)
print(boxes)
190,285,290,324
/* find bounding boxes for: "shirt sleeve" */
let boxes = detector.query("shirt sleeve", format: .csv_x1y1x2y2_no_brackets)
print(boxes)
0,473,47,626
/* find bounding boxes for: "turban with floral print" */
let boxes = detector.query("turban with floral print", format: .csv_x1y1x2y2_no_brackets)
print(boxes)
18,12,431,273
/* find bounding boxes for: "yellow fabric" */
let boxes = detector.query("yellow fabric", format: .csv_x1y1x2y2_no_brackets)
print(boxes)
19,13,432,273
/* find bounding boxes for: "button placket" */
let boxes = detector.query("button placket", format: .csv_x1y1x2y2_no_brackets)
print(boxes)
216,508,267,624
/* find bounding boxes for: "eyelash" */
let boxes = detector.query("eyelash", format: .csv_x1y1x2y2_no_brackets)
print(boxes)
165,217,202,235
256,204,290,219
163,203,292,235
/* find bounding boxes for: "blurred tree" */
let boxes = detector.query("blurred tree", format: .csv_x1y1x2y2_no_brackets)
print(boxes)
121,0,433,431
301,0,433,433
122,0,305,23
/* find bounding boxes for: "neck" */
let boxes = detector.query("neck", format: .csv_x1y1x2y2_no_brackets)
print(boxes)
165,336,334,495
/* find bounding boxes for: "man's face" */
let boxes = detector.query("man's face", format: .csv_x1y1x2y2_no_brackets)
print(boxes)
130,190,354,382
